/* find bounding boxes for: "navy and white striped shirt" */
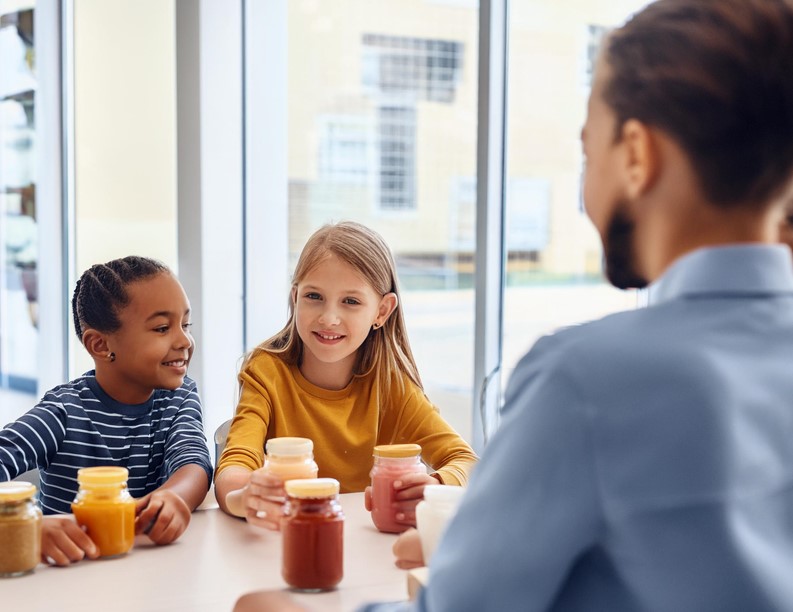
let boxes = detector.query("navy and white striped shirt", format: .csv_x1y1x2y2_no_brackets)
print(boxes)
0,372,213,514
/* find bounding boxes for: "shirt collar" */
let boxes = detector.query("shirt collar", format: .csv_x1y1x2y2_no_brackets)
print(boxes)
648,244,793,304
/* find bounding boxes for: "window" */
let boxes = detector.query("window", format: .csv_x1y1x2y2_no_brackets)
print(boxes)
0,3,37,398
283,1,478,439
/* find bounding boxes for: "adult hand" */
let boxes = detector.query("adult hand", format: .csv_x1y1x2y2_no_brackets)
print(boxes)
135,488,191,545
241,468,286,531
41,515,100,566
393,527,425,569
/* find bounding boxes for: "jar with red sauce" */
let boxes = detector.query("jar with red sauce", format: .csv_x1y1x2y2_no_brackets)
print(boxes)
369,443,424,533
282,478,344,592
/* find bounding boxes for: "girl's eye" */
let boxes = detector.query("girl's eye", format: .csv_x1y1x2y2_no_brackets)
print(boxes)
343,297,361,305
305,292,321,300
154,326,169,334
182,323,193,331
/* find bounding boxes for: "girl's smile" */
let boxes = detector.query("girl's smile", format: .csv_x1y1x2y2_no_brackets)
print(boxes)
295,254,391,390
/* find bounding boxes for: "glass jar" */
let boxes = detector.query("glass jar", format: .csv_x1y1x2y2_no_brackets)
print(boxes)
282,478,344,592
71,466,136,558
415,484,465,564
0,481,42,577
263,437,319,482
369,443,424,533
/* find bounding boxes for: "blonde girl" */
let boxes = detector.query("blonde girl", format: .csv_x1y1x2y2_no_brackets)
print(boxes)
215,221,477,529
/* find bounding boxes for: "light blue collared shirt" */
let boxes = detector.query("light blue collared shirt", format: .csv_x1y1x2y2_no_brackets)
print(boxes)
363,245,793,611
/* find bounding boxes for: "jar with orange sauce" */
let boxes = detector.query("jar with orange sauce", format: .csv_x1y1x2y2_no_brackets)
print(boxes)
369,443,424,533
71,466,136,558
0,481,42,577
282,478,344,592
263,437,319,481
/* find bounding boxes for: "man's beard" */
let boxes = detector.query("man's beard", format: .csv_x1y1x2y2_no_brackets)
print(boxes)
603,199,648,290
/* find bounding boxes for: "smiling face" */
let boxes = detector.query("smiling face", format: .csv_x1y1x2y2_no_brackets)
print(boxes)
294,253,392,389
100,272,194,403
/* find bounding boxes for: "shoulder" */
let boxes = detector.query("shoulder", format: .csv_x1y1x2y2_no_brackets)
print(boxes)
517,302,687,375
506,301,713,415
37,373,98,410
242,350,289,375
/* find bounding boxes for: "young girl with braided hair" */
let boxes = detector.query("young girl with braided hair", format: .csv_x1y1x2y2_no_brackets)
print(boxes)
215,221,477,530
0,256,212,565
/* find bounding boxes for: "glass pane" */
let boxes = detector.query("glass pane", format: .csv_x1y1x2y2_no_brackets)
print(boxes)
0,1,37,406
288,0,479,440
502,1,651,390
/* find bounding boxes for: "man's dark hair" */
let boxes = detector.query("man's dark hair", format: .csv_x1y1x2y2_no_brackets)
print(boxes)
71,255,170,342
604,0,793,206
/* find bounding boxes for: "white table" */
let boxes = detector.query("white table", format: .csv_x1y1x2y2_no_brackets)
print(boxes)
2,492,409,611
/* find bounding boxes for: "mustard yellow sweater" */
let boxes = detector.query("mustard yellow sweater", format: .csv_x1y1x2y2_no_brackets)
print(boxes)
216,352,478,492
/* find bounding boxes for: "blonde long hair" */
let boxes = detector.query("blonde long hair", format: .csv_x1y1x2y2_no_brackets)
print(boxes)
244,221,422,399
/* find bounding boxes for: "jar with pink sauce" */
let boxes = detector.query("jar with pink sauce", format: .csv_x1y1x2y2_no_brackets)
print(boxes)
369,443,424,533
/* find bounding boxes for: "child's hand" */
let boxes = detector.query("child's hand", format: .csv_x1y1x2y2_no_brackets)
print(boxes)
41,515,100,566
392,472,441,527
242,468,286,531
393,527,425,569
135,489,191,545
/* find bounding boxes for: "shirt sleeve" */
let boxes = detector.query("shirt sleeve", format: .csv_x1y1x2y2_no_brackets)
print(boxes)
383,383,478,486
0,401,67,480
162,381,214,484
404,343,602,611
214,367,274,477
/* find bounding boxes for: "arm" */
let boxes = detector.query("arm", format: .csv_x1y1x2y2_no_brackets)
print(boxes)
406,353,602,611
373,384,477,526
136,382,213,544
215,369,275,520
0,402,65,480
392,385,479,487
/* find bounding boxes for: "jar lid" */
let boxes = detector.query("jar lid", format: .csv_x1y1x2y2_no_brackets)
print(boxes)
0,481,37,501
373,443,422,458
266,437,314,456
76,466,129,485
284,478,339,498
423,484,466,505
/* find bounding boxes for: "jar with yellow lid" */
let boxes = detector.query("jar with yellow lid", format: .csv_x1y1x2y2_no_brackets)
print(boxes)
0,481,42,577
282,478,344,592
71,466,136,557
263,437,319,482
369,443,424,533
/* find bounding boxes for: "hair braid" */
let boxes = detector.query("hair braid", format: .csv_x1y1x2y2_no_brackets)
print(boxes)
71,255,170,343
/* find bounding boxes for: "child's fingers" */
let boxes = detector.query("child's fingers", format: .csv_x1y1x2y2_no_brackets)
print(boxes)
245,499,284,530
364,486,373,511
393,482,428,502
135,498,164,534
43,522,98,565
135,493,153,514
147,508,183,544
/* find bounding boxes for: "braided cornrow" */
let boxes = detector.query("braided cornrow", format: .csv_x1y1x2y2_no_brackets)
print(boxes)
71,256,170,343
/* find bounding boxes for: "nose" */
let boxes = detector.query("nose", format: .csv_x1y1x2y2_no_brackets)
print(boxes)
318,304,340,326
174,325,193,350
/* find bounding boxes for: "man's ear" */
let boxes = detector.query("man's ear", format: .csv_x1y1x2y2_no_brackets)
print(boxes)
620,119,658,200
82,328,110,360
